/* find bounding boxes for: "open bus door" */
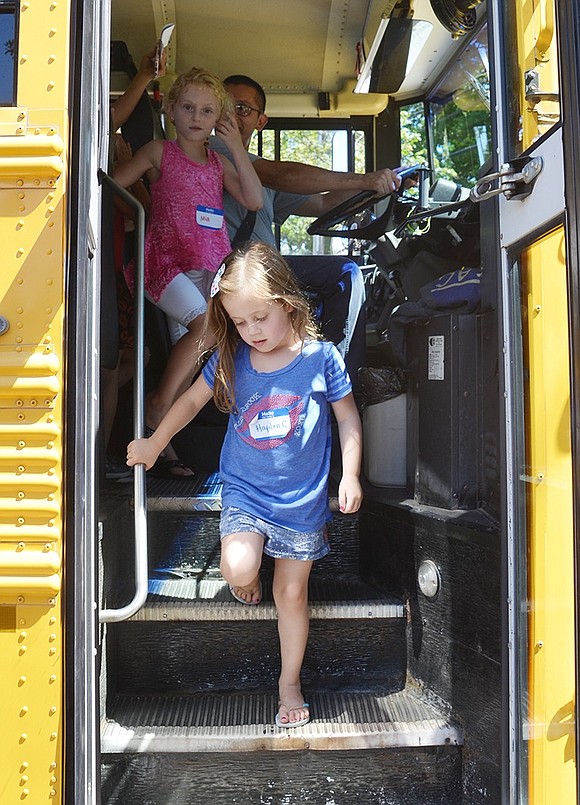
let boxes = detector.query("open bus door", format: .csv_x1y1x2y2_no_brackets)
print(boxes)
487,0,578,801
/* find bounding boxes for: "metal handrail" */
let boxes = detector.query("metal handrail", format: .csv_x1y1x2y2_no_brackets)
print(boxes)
97,170,148,623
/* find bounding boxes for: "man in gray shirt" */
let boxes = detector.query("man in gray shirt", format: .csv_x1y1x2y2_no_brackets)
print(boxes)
209,74,401,387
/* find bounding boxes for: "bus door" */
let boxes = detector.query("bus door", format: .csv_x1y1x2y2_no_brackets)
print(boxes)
486,0,577,801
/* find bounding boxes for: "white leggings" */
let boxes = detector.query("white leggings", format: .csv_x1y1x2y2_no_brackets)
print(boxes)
152,269,213,328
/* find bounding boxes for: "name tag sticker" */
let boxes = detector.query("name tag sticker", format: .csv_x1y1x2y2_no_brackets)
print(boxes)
249,408,291,441
196,205,224,230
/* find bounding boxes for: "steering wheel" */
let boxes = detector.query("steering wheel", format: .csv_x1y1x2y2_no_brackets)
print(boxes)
307,164,426,241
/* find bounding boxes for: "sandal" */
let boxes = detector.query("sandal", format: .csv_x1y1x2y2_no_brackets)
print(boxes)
229,579,262,605
275,702,310,729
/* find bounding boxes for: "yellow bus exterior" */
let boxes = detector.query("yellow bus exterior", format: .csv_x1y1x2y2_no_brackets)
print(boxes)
0,2,70,803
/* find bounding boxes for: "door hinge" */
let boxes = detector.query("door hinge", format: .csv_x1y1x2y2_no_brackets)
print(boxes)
470,157,543,203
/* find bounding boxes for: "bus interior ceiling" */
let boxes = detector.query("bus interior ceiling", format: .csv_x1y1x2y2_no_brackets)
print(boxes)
100,2,500,803
110,0,475,115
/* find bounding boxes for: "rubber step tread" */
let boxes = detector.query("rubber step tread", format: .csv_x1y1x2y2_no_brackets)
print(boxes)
101,688,463,753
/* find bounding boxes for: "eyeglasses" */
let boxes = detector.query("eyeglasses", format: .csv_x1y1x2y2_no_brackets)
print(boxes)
234,102,263,117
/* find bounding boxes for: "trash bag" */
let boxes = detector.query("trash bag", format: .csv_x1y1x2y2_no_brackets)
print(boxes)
358,366,406,410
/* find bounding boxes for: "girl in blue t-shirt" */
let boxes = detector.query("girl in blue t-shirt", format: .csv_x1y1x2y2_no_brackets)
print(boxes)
127,241,363,729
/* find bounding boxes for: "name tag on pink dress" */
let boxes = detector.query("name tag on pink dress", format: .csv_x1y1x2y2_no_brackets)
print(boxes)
196,205,224,229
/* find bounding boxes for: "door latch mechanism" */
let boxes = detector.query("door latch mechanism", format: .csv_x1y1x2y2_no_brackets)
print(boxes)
470,157,543,203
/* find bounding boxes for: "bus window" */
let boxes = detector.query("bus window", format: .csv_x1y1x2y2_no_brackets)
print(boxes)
254,125,370,255
427,23,491,186
0,2,17,105
400,101,428,169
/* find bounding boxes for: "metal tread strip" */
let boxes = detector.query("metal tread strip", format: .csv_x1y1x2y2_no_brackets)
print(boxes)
144,473,341,512
101,689,463,753
128,578,404,621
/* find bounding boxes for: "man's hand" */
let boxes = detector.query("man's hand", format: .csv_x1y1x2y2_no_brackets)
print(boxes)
358,167,402,196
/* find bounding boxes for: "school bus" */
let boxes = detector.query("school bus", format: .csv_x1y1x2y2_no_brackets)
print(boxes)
0,0,578,802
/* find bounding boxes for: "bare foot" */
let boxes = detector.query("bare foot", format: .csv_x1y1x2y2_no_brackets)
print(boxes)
276,683,310,727
229,576,262,605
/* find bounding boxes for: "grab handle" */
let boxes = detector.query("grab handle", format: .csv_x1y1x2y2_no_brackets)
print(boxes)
97,170,148,623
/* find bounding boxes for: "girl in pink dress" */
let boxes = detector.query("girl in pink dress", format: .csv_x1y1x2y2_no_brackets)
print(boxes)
114,67,262,474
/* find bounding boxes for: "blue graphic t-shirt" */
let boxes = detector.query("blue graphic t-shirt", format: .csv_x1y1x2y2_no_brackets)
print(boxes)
202,339,352,532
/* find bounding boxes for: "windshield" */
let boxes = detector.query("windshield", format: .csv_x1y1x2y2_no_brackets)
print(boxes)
427,23,491,187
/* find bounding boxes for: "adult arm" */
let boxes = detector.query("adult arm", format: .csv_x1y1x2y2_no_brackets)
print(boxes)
253,158,401,197
110,48,164,130
127,375,214,470
331,393,363,514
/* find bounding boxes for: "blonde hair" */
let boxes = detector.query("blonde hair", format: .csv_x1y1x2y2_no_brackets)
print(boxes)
207,242,321,413
165,66,233,117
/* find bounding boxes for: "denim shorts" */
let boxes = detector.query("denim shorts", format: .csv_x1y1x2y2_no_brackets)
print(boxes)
220,506,330,562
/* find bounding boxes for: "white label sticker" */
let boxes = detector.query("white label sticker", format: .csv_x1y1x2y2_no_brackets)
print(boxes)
428,335,444,380
249,408,291,441
196,205,224,230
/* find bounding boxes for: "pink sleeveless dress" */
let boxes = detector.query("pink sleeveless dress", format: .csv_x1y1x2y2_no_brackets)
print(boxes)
127,140,232,302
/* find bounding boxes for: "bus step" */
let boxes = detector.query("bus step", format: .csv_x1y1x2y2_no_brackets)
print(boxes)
127,577,404,621
101,688,463,754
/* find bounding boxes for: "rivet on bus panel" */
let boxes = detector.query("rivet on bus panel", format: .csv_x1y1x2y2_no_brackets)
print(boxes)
21,775,29,784
21,789,29,798
18,676,26,686
17,542,25,550
20,762,28,771
18,631,27,640
21,1,28,8
49,706,57,715
20,706,28,716
19,645,27,655
47,82,55,91
50,732,57,740
49,675,57,684
19,733,27,743
49,647,56,656
16,248,24,257
16,220,24,229
49,28,57,37
17,464,24,472
48,55,56,63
